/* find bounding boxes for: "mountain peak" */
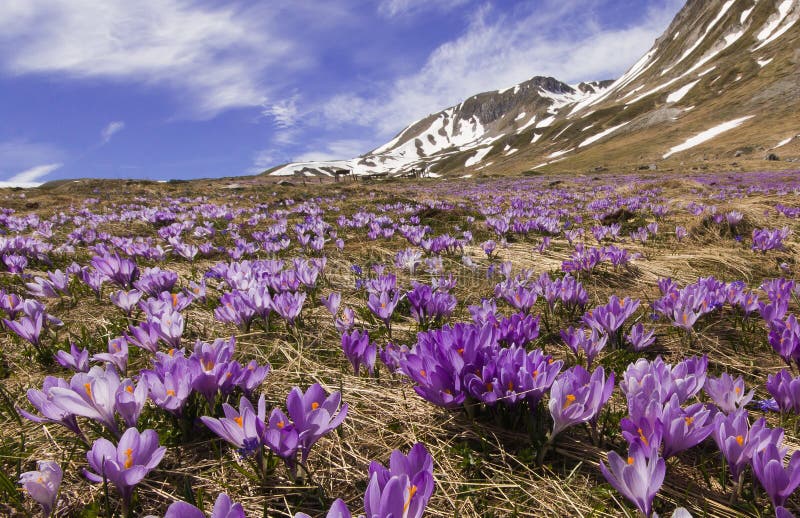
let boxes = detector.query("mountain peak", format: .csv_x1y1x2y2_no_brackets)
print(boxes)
268,0,800,179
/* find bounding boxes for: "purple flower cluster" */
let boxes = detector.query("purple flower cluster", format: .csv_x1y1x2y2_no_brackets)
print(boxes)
401,321,560,409
200,383,347,477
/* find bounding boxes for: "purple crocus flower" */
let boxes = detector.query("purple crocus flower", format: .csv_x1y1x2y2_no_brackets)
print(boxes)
18,376,85,440
19,460,62,517
341,329,377,376
335,307,356,334
200,395,265,450
3,253,28,273
669,355,708,404
295,499,352,518
110,290,143,316
560,326,607,367
320,292,341,316
55,343,90,372
600,442,665,517
93,337,129,375
549,365,614,438
244,285,273,324
215,291,256,331
503,286,538,314
142,361,193,416
163,493,246,518
4,311,44,347
115,378,148,428
91,252,139,289
711,410,784,482
234,360,270,396
621,397,663,451
125,321,161,353
84,427,166,508
752,443,800,509
582,296,640,338
262,407,300,462
766,369,800,414
272,291,306,326
379,342,410,374
133,267,178,297
286,383,348,463
626,323,656,351
367,290,400,331
154,309,184,348
704,373,755,414
189,337,236,404
50,365,122,435
365,442,435,518
346,442,436,518
660,396,713,458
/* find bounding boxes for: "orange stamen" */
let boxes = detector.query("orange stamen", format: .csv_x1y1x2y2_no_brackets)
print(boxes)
124,448,134,469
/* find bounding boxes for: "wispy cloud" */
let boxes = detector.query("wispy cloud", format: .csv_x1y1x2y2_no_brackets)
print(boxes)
264,96,300,128
0,0,304,117
294,139,371,163
0,162,62,188
101,121,125,144
0,139,64,171
378,0,470,18
323,0,683,136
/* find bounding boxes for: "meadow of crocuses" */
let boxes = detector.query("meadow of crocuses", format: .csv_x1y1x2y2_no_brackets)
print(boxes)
2,170,800,517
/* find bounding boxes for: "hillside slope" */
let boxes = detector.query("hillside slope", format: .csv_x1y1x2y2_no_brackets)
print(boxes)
268,0,800,178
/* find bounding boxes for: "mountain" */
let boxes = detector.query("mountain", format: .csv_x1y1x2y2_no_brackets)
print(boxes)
267,0,800,178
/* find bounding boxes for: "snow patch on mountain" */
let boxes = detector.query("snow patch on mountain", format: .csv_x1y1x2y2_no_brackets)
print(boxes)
663,115,754,158
667,0,736,74
755,0,795,47
465,146,493,167
547,148,573,159
740,6,755,24
667,80,700,103
579,121,630,148
536,116,556,128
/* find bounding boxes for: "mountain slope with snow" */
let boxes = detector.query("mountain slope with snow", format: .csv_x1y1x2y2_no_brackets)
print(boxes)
267,0,800,178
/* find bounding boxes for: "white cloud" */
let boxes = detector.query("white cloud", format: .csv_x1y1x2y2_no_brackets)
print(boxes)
378,0,469,18
0,0,302,117
294,139,371,163
0,139,64,170
101,121,125,143
0,162,62,188
324,0,683,136
264,96,300,128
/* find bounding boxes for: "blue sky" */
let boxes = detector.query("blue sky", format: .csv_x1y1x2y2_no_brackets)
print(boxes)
0,0,684,185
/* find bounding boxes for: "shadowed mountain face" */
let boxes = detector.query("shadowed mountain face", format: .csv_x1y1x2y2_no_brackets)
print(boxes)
268,0,800,179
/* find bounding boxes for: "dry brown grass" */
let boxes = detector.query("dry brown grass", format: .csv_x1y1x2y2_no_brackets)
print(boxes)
2,170,800,517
